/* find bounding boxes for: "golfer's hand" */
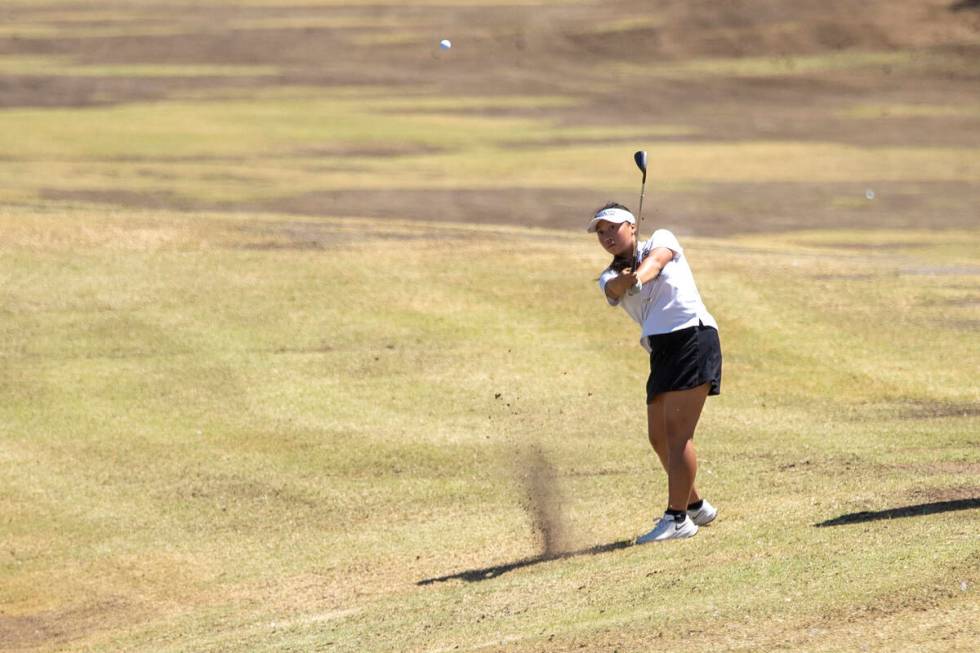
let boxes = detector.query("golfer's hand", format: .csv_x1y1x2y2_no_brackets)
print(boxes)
604,269,638,301
621,269,640,295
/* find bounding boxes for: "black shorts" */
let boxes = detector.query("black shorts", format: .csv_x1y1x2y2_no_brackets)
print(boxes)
646,323,722,404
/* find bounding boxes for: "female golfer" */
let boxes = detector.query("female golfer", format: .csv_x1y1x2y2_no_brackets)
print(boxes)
588,202,722,542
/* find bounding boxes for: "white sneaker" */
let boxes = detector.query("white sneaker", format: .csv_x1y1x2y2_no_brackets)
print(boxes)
636,512,698,544
688,499,718,526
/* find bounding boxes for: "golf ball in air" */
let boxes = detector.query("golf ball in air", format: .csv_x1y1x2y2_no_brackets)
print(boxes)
865,188,875,200
440,39,452,50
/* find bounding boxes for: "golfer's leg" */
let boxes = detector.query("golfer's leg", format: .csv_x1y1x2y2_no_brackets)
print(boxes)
663,383,710,512
648,398,702,505
646,400,669,470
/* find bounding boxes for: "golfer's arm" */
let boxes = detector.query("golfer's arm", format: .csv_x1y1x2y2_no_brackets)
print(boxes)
604,249,674,300
636,248,674,284
604,274,632,300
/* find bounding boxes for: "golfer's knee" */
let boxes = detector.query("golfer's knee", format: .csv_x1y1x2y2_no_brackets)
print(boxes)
665,415,696,441
666,431,693,453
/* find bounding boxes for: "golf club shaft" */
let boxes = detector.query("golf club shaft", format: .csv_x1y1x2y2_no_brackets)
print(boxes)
632,150,648,271
632,179,647,270
636,183,646,230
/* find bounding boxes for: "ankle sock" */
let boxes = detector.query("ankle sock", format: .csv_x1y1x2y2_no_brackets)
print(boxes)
687,500,704,511
665,508,687,521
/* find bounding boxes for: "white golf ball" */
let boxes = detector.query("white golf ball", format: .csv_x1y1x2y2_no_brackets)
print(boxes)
865,188,875,200
439,39,452,50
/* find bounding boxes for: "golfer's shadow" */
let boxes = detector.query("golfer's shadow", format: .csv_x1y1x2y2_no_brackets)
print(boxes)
814,497,980,527
417,539,633,585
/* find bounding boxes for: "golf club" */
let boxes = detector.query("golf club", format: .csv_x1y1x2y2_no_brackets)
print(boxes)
632,150,648,270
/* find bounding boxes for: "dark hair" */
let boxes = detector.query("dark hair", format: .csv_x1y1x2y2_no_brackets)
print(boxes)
594,201,631,216
593,201,634,271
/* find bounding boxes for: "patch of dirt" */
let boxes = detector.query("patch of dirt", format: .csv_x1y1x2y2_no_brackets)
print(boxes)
563,468,636,477
906,484,980,502
951,0,980,12
229,219,478,251
900,265,980,276
812,273,877,280
660,181,980,237
0,600,129,650
950,319,980,330
292,144,447,158
899,400,980,419
42,188,204,211
810,242,931,251
933,297,980,307
839,400,980,424
42,186,611,232
43,181,980,238
0,74,271,109
251,188,616,232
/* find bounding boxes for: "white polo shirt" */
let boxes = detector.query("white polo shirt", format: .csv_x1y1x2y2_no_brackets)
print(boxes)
598,229,717,351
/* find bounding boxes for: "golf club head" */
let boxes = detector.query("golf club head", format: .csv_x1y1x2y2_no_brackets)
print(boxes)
633,150,647,182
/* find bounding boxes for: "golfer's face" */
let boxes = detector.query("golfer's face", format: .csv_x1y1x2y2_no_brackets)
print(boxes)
595,220,633,256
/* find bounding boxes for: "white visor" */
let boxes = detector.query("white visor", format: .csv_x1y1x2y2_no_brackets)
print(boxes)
587,207,635,233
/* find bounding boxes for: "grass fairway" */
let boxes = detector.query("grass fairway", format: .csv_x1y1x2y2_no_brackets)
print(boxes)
1,208,977,651
2,0,979,650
